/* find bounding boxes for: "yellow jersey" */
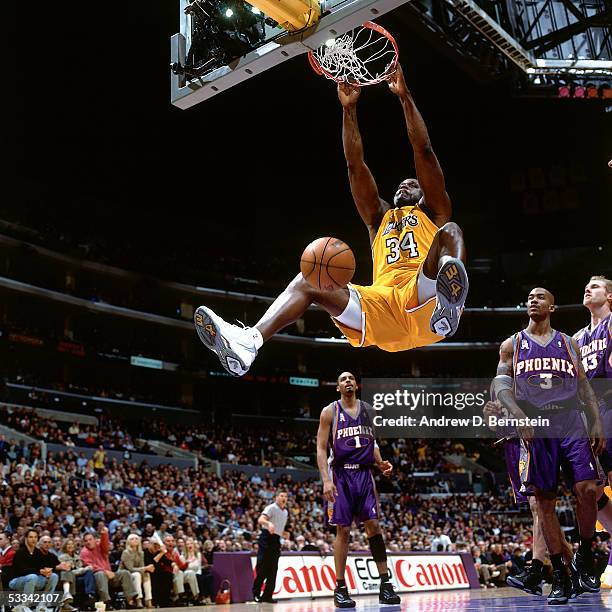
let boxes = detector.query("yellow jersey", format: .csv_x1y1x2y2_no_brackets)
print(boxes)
371,205,439,288
331,204,443,352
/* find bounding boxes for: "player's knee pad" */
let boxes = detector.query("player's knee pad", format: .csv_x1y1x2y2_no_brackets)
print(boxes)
598,490,610,511
368,533,387,563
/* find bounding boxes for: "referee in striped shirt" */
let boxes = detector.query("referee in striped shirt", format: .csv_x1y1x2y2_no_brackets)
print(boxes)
252,490,289,603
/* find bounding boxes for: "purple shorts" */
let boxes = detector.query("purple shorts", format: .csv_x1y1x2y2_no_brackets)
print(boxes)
522,409,599,494
326,466,379,527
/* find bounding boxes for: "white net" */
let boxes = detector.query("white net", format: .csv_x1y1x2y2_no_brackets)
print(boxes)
310,23,398,85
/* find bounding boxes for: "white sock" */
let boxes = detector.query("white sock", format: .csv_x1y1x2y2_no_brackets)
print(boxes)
250,327,264,350
63,582,71,595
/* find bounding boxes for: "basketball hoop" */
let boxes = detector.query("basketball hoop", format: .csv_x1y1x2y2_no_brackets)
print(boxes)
308,21,398,86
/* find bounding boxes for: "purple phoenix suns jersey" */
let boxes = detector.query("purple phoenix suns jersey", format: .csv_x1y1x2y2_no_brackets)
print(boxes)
575,314,612,380
513,329,579,409
329,400,375,468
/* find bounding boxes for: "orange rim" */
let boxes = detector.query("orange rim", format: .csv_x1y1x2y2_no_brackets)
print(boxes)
307,21,399,85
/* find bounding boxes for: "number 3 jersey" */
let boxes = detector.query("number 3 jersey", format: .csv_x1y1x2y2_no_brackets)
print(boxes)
328,400,376,468
512,329,579,410
575,314,612,380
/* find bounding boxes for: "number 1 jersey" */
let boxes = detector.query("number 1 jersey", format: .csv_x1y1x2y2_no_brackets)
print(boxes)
328,400,376,467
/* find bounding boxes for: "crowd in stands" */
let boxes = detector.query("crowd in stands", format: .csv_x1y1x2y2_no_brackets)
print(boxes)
1,405,311,467
1,406,152,457
1,434,609,609
2,403,493,473
380,438,481,474
138,420,315,468
3,399,609,610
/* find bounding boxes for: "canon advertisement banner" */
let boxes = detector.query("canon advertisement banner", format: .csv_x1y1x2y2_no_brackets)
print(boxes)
251,553,471,599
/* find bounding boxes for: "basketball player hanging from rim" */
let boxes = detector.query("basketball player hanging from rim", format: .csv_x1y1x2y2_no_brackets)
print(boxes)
194,64,469,376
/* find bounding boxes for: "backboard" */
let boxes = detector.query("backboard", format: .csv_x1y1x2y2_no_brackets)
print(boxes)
170,0,412,109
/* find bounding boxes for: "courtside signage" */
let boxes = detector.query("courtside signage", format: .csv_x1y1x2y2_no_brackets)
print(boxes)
251,553,470,599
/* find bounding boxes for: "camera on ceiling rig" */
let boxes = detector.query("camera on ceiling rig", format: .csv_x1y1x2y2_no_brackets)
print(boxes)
172,0,267,77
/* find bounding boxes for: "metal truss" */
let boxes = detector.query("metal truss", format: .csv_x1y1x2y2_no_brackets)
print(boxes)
396,0,611,89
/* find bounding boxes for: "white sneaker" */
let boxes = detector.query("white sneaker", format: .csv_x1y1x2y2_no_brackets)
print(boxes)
194,306,259,376
430,257,469,337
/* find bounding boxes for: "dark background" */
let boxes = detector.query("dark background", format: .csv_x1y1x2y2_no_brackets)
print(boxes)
7,1,612,305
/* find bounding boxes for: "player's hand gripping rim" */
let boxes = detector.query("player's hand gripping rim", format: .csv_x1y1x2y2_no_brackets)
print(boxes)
386,63,408,97
323,480,337,503
337,80,361,108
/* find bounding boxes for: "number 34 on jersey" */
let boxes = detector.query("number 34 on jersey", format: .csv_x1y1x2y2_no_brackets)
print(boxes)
385,232,419,264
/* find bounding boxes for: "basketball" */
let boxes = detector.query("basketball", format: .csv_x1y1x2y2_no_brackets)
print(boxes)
300,237,356,291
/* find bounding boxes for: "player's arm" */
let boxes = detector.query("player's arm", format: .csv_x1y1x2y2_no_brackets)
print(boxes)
257,511,276,534
493,337,534,441
338,82,390,243
387,65,451,227
364,402,392,476
317,404,337,502
571,337,605,455
373,443,392,476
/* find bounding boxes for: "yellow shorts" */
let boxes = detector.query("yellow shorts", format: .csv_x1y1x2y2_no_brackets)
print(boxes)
597,485,612,532
332,271,443,352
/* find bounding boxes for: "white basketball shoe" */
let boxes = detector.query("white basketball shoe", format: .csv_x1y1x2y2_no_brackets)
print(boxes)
429,257,469,337
194,306,260,376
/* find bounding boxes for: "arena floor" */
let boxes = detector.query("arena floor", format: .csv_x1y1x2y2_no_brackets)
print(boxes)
156,589,612,611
